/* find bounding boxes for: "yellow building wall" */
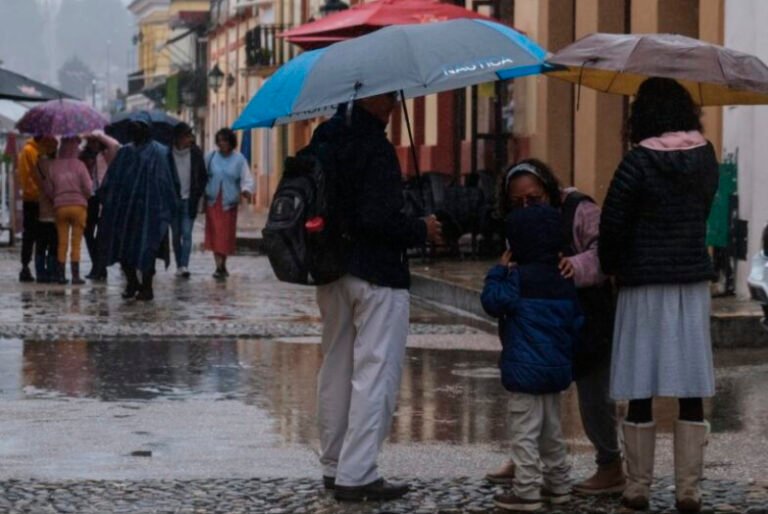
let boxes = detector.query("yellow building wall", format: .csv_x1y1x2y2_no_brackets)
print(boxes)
137,9,172,80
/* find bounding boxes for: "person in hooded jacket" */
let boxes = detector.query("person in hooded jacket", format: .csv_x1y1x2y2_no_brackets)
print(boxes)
40,137,93,285
599,77,719,514
486,159,625,495
481,204,583,513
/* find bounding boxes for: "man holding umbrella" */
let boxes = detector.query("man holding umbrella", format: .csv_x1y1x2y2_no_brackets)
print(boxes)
313,93,441,502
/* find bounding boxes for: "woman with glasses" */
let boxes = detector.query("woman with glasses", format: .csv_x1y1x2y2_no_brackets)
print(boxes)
485,158,625,496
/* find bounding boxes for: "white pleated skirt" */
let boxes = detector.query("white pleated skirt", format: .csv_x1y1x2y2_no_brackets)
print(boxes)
610,282,715,400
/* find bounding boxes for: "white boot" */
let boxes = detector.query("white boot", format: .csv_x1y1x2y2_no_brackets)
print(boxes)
674,420,709,513
621,421,656,510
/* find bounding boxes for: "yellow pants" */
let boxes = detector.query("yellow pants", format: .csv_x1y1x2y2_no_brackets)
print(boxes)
55,205,87,263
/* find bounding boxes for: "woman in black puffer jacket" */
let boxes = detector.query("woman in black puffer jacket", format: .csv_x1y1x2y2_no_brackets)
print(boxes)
599,77,719,514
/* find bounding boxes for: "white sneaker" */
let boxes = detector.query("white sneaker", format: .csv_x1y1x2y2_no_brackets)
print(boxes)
175,268,185,277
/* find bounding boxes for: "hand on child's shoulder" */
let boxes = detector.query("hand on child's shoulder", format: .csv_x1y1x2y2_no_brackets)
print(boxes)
499,250,515,267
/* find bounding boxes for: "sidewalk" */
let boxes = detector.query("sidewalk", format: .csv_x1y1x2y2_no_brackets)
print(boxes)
410,259,768,349
232,210,768,348
235,204,267,253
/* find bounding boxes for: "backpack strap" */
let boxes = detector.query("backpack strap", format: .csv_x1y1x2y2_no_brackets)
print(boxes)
561,191,594,256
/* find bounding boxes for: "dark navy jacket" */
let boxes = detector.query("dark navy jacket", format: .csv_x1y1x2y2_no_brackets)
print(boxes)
481,205,583,394
310,106,426,289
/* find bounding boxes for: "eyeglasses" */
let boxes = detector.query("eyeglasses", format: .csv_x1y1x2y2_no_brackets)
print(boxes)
509,194,545,209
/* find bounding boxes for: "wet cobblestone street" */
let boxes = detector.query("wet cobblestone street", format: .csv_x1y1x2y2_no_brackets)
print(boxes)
0,477,766,514
0,249,766,513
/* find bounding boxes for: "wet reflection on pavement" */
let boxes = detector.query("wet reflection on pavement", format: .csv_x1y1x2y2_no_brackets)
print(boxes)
6,339,768,449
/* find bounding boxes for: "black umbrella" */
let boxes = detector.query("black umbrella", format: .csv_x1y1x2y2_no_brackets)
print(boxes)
0,67,75,102
106,110,182,146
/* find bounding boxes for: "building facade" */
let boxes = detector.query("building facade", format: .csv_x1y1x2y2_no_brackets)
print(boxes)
127,0,174,111
722,0,768,297
204,0,725,212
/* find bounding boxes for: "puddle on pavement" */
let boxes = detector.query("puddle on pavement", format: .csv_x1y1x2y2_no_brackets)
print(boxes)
0,339,767,449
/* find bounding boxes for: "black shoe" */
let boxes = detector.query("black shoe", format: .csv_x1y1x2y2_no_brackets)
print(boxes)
19,267,34,283
121,287,138,299
70,263,85,285
135,289,154,301
213,268,227,280
56,263,68,285
122,267,140,299
122,280,139,299
90,271,107,283
136,273,154,301
334,479,410,502
323,476,335,490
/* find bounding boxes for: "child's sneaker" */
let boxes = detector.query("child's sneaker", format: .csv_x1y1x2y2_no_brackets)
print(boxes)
541,487,571,505
493,492,543,512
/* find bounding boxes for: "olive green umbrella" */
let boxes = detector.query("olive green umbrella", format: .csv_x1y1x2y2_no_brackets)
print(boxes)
547,33,768,105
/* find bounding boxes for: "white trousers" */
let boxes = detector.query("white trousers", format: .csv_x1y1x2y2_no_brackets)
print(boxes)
509,392,572,499
316,274,410,487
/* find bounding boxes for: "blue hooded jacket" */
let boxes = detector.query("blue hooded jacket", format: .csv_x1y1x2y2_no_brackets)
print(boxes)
481,204,583,394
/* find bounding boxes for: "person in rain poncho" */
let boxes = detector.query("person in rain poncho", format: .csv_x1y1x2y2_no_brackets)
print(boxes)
97,115,179,301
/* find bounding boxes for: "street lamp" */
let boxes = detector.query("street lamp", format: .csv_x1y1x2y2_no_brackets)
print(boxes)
320,0,349,15
208,64,224,92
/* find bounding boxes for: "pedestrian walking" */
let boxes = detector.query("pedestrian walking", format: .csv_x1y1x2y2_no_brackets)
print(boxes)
16,136,57,282
31,150,58,283
313,95,441,502
481,203,583,512
203,128,254,280
40,137,92,285
82,131,120,281
169,123,207,279
487,158,624,494
97,117,178,301
599,77,719,513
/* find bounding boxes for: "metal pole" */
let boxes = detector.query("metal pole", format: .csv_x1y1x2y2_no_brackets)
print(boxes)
91,80,97,107
400,90,421,181
401,90,425,213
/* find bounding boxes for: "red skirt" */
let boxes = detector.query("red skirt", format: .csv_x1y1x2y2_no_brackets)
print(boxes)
204,193,238,256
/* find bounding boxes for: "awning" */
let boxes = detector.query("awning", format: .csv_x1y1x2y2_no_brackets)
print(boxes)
0,67,75,102
280,0,512,49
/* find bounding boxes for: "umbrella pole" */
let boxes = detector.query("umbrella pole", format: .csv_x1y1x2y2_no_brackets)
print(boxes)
400,90,421,180
400,90,425,212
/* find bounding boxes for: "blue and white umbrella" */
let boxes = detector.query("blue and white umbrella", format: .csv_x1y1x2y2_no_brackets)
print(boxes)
233,18,550,129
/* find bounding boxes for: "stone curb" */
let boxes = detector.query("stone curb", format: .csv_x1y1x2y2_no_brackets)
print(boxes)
0,322,483,341
411,273,768,349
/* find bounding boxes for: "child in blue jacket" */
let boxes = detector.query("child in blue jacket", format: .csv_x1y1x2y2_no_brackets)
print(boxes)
481,203,583,512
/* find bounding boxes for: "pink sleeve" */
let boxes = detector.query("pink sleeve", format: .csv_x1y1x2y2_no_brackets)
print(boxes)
96,133,121,165
569,200,606,288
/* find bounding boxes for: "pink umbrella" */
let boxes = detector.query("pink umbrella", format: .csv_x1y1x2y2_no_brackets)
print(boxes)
16,98,109,137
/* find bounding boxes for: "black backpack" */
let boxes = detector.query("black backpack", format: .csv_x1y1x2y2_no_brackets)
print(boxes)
262,141,351,286
562,192,617,379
